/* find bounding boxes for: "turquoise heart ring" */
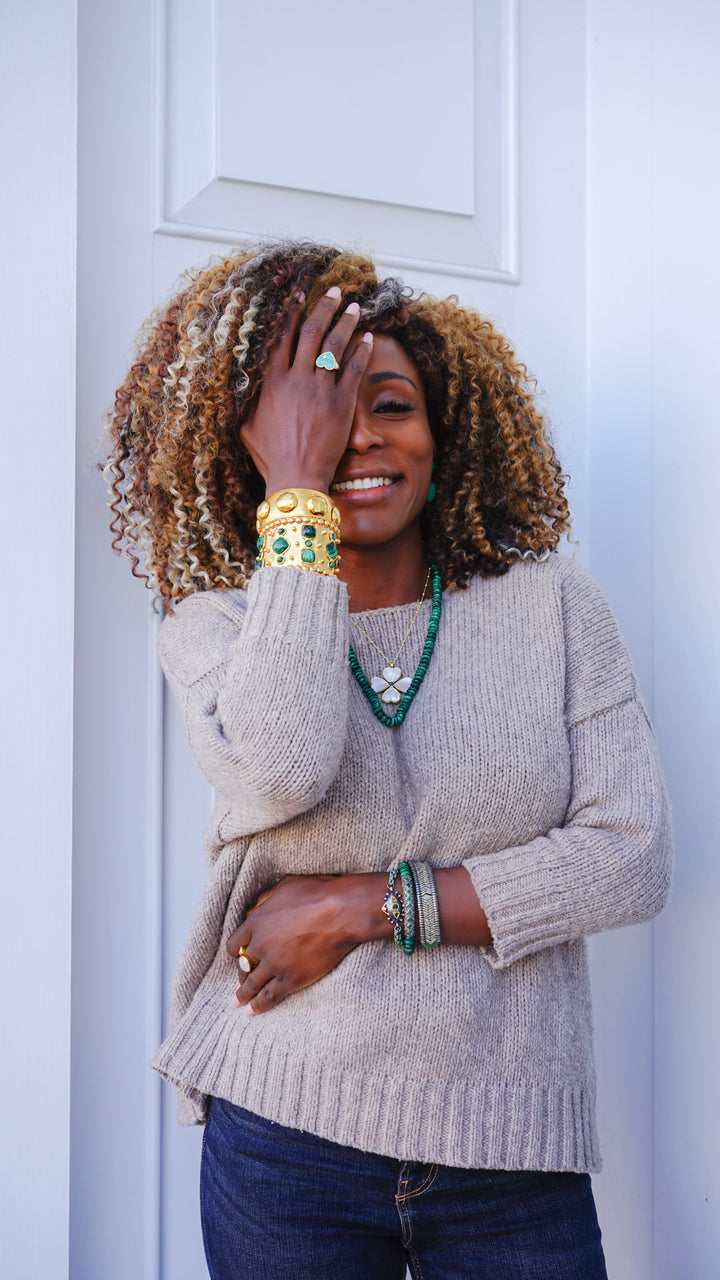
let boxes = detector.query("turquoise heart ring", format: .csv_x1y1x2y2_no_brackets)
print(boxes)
315,350,340,371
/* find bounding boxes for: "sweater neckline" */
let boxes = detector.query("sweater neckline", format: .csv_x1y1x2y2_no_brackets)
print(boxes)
348,594,436,622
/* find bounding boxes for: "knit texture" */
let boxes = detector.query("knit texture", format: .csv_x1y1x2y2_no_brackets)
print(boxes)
151,556,673,1171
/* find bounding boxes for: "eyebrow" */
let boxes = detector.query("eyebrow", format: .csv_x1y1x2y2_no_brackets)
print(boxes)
366,371,417,390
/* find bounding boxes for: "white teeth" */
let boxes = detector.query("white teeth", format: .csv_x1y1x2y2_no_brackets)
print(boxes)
331,476,395,492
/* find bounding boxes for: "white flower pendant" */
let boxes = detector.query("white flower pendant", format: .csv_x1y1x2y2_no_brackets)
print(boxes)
370,666,412,705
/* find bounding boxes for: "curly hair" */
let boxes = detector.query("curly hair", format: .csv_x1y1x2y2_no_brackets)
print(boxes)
104,240,570,608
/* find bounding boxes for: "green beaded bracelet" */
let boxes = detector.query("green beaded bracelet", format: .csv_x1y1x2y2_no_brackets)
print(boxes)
398,861,416,956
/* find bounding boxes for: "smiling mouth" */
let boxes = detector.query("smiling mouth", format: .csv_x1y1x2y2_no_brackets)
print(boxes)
330,475,398,493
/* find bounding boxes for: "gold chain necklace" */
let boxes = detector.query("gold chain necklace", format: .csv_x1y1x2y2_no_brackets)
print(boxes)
349,567,431,706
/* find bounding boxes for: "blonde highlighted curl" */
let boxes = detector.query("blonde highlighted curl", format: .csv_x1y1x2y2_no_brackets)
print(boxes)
104,240,570,608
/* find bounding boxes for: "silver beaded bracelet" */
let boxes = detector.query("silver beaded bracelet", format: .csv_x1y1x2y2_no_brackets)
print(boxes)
407,861,442,949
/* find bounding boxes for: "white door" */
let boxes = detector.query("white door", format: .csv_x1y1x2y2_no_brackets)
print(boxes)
73,2,720,1277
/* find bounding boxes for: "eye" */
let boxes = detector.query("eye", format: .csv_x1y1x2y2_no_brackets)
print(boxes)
374,398,413,414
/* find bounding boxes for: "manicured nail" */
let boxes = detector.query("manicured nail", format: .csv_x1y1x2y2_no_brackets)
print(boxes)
326,285,342,299
244,1004,255,1016
230,994,241,1008
362,332,373,344
345,301,360,315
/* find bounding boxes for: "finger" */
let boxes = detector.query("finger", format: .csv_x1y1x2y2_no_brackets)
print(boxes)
234,944,259,982
266,290,306,373
233,947,257,983
293,285,343,368
233,958,273,1004
243,975,288,1015
249,887,275,910
298,299,363,377
338,330,374,388
226,879,286,958
226,922,252,958
317,301,364,374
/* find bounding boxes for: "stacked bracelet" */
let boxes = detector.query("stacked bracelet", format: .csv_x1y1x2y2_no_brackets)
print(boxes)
381,869,404,948
255,489,341,576
397,861,416,955
383,864,440,954
408,861,442,949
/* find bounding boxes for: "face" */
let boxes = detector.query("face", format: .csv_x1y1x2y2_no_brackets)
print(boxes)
329,334,434,550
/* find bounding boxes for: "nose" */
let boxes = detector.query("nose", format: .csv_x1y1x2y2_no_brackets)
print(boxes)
346,407,384,453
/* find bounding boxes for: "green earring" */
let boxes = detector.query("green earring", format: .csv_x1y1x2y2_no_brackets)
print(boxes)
426,464,437,504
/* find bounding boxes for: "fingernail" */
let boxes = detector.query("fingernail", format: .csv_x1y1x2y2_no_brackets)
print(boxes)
345,301,360,315
326,285,342,299
244,1004,255,1016
362,332,373,345
230,994,241,1008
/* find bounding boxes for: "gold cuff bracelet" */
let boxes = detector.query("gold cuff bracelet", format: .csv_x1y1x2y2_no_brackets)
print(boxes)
256,488,341,576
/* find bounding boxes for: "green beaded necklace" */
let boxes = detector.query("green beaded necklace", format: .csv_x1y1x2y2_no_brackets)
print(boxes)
348,563,442,728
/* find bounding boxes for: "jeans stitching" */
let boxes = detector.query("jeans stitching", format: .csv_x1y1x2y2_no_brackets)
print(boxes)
406,1243,425,1280
396,1175,412,1250
399,1165,436,1279
199,1116,211,1264
397,1196,412,1249
403,1164,439,1200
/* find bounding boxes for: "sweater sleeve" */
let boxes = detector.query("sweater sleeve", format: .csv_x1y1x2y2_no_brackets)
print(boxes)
462,562,674,968
157,567,350,834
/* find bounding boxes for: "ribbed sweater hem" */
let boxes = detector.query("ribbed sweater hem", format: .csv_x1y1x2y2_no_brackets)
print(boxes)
151,986,601,1173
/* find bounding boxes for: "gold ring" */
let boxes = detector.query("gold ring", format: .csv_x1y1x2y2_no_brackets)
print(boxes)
238,946,255,974
315,350,340,371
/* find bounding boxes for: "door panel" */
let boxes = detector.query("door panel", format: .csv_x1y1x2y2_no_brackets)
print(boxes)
74,2,656,1276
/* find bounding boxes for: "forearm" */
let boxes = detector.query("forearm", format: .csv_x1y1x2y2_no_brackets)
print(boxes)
230,866,493,1015
339,866,493,949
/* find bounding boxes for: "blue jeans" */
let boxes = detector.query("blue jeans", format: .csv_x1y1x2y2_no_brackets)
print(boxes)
200,1097,608,1280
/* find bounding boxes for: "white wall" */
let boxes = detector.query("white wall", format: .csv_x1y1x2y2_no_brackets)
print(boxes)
648,5,720,1275
0,4,77,1278
587,3,720,1275
71,1,156,1275
586,3,657,1271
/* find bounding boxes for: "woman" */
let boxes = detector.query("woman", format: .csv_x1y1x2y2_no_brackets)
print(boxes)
105,240,672,1279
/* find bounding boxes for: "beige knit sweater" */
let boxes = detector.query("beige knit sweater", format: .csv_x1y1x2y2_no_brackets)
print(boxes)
151,555,672,1172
